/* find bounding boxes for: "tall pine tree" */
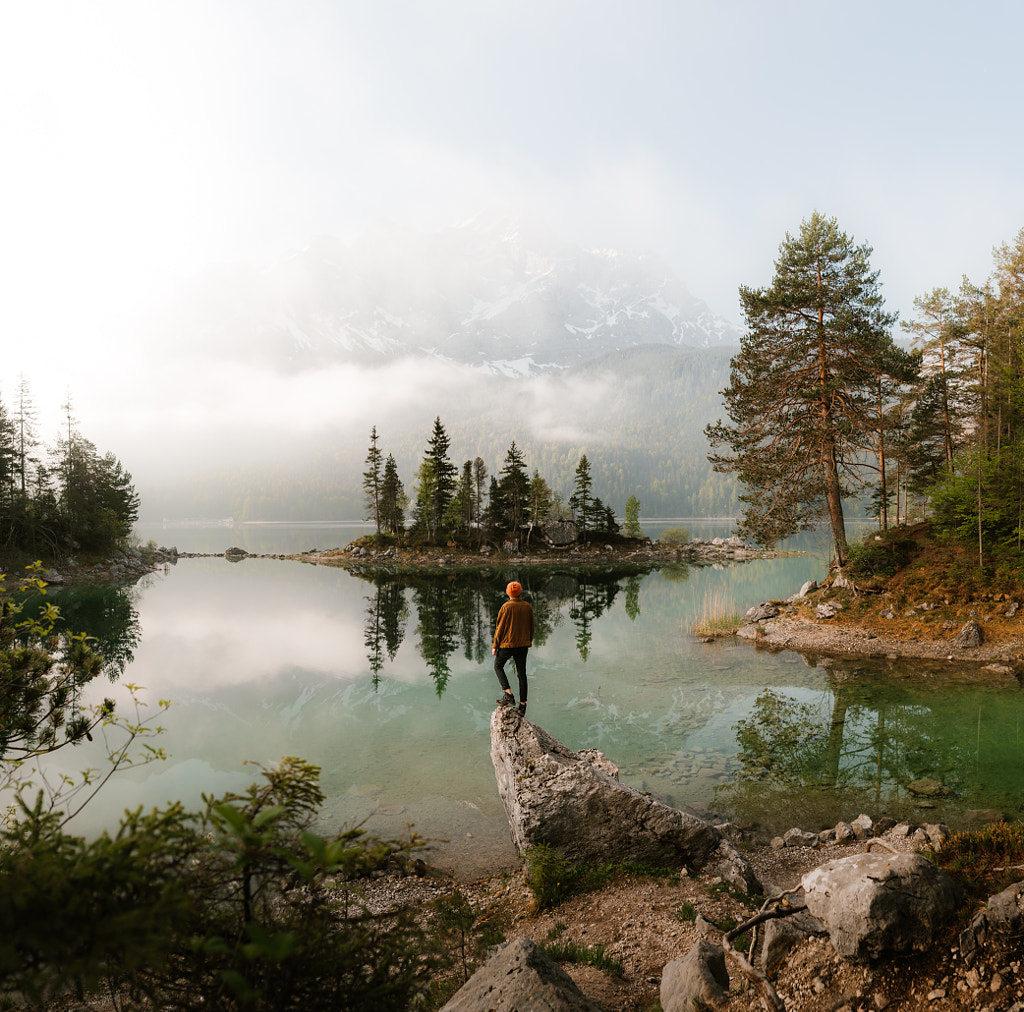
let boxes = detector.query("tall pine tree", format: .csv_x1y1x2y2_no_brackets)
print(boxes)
705,212,914,565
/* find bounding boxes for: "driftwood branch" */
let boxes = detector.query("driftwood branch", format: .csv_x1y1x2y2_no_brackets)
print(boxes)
721,891,807,1012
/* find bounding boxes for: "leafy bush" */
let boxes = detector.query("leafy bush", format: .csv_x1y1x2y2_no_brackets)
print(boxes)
844,532,914,579
659,526,690,547
0,757,438,1011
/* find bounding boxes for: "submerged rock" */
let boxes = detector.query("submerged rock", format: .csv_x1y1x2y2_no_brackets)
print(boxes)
489,708,761,893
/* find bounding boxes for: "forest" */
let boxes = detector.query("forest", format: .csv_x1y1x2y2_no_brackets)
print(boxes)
0,388,139,563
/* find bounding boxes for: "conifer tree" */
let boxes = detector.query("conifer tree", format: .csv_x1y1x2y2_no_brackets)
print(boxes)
362,426,384,533
379,454,405,535
419,417,457,542
705,212,913,565
497,441,529,533
569,454,595,532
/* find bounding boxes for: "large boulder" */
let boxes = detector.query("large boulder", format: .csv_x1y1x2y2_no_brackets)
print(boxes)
490,708,761,892
440,938,605,1011
661,940,729,1011
800,850,962,962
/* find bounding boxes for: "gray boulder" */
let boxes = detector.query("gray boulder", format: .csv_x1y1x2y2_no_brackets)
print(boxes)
783,827,820,848
440,938,605,1011
490,708,761,893
801,850,962,962
661,940,729,1012
954,618,983,648
542,521,578,546
744,601,780,623
796,579,819,598
959,881,1024,965
761,909,826,972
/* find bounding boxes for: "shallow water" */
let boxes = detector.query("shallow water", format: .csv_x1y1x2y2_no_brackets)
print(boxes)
26,522,1024,878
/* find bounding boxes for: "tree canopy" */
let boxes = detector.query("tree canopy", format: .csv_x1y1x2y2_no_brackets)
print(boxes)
705,212,918,565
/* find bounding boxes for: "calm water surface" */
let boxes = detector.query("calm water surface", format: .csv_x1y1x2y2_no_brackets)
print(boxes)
37,521,1024,878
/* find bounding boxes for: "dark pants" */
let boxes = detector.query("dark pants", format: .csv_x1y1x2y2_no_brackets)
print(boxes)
494,647,528,703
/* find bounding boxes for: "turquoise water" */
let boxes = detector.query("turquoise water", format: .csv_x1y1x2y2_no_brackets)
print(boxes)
25,523,1024,878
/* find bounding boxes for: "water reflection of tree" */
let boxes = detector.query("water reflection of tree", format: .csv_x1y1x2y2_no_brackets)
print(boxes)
27,582,143,681
716,668,981,829
364,578,409,688
412,581,461,697
357,566,641,693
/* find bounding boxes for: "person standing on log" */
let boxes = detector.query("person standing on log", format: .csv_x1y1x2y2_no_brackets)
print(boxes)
492,581,533,718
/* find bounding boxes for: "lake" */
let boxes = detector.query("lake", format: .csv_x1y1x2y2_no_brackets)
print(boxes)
30,521,1024,879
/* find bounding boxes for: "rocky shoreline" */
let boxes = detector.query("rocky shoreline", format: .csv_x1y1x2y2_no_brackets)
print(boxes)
733,575,1024,671
365,712,1024,1012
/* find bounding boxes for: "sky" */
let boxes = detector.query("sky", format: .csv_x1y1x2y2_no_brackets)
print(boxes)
3,0,1024,486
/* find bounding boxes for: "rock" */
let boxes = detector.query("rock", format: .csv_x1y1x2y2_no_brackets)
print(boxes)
796,579,819,598
541,521,578,546
801,851,963,962
661,940,729,1012
921,823,950,848
440,938,606,1011
908,778,952,798
954,618,983,649
817,603,839,620
783,827,820,848
761,909,825,972
489,709,761,893
874,816,897,835
834,821,855,843
832,573,852,589
987,881,1024,935
1006,601,1019,618
851,813,873,840
744,601,780,623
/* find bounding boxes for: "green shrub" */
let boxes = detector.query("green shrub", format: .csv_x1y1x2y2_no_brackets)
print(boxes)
538,938,624,977
0,758,438,1011
659,526,690,547
524,845,677,911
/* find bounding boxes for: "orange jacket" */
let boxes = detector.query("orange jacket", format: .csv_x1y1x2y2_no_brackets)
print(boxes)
493,599,534,649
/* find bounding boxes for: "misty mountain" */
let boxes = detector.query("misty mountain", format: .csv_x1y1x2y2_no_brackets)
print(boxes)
163,216,741,373
140,343,746,523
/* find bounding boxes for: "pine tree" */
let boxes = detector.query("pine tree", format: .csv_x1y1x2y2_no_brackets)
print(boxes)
527,470,555,526
705,212,911,565
569,454,594,532
472,457,488,528
361,426,384,534
420,417,457,542
497,441,529,534
901,288,961,472
379,454,405,535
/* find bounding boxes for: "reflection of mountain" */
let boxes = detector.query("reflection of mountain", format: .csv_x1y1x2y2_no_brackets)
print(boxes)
359,567,649,695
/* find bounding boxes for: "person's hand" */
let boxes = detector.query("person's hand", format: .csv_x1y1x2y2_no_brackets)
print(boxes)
491,648,496,655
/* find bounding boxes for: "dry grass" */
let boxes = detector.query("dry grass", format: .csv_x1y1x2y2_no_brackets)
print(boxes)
689,585,743,639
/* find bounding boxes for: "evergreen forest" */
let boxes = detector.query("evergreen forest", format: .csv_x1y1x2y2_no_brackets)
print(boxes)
0,386,140,563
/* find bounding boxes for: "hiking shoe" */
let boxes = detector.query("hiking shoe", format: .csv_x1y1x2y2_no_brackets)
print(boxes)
517,702,527,718
496,694,515,707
